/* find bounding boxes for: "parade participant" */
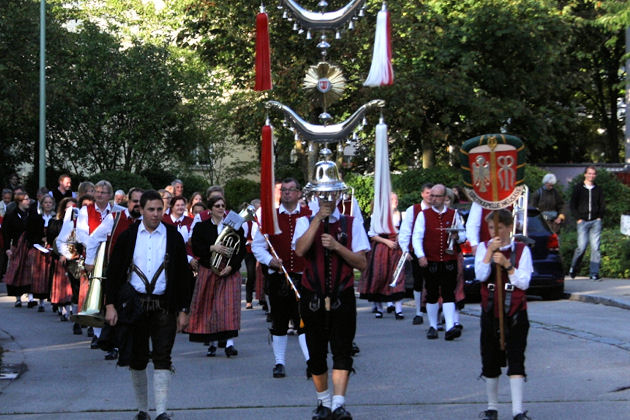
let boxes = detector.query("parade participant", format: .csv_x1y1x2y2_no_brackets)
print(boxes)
50,174,75,204
27,194,56,312
188,195,245,357
244,198,261,310
158,189,173,216
3,191,34,307
191,185,226,228
171,179,184,197
104,190,193,420
531,173,565,233
48,197,77,321
190,202,206,217
85,188,144,360
114,190,126,205
398,183,433,325
295,194,370,420
76,181,95,199
162,195,195,267
4,186,25,215
186,192,203,218
412,184,466,340
252,179,311,378
360,192,405,319
475,209,533,420
444,188,465,331
76,180,124,347
569,166,605,280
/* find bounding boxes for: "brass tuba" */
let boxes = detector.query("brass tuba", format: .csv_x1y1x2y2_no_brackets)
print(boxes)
71,241,106,327
210,206,255,275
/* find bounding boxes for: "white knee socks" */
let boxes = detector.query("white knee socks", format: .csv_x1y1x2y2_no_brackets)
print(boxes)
272,335,288,365
485,376,499,411
413,291,422,316
426,303,439,329
442,302,455,331
154,369,171,416
130,369,148,413
510,376,524,416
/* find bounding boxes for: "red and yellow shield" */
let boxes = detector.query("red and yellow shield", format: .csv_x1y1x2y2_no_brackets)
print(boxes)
460,134,526,210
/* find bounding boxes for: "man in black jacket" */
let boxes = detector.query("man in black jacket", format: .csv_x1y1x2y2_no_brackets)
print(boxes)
104,190,193,420
569,166,605,281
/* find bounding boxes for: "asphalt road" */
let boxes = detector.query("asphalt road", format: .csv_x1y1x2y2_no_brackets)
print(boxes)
1,286,630,420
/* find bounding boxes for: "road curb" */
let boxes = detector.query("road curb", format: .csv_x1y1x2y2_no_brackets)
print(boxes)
566,293,630,311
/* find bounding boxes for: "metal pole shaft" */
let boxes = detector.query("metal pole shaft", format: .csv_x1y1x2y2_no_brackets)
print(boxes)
39,0,46,189
625,27,630,168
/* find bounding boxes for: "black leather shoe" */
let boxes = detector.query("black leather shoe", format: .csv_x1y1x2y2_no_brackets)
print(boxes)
480,409,498,420
155,413,171,420
14,301,22,308
445,326,462,341
569,267,576,279
104,348,119,360
312,402,332,420
426,327,438,339
374,310,383,319
73,322,82,335
351,342,360,356
225,345,238,357
134,411,151,420
273,363,286,378
386,305,395,313
37,305,45,312
331,405,352,420
27,301,38,308
412,315,423,325
454,322,463,330
513,411,531,420
395,312,404,320
90,336,99,349
590,274,601,281
206,345,217,357
87,326,94,337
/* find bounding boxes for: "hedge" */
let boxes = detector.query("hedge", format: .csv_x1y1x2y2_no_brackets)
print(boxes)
88,170,152,193
559,228,630,278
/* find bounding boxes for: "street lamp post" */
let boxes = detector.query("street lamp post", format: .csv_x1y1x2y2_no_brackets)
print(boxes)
39,0,46,188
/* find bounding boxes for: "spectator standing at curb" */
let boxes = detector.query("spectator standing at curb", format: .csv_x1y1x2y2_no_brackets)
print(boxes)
531,173,565,233
569,166,605,281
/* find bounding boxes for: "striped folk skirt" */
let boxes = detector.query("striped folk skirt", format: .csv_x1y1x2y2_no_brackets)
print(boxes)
77,272,90,311
30,247,52,298
50,259,73,305
4,234,33,295
187,265,241,342
359,237,405,302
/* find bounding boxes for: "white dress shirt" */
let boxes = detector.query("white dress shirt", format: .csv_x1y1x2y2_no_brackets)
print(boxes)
130,222,167,295
465,202,483,247
76,203,125,246
252,204,300,272
411,206,466,259
474,240,533,290
292,207,370,254
85,209,139,265
398,202,429,251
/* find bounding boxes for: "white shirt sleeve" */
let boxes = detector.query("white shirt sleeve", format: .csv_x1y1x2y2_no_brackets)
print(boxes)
251,229,273,267
466,202,482,247
75,206,90,246
56,220,74,259
475,241,533,290
292,216,310,250
84,213,114,265
453,209,467,243
351,217,371,253
411,212,426,259
397,205,415,251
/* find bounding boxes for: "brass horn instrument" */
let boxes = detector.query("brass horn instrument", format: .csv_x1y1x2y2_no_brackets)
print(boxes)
71,241,106,327
210,206,255,275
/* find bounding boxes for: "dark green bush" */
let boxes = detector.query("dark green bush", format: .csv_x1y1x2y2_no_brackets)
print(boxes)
560,228,630,278
178,174,210,200
88,170,152,193
224,178,260,210
566,169,630,229
139,167,175,190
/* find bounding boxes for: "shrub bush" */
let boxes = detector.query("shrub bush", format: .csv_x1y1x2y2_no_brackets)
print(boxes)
224,178,260,210
560,228,630,278
139,167,175,190
88,170,152,193
178,174,210,200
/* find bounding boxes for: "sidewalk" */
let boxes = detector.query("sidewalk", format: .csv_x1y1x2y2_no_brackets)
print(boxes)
564,276,630,310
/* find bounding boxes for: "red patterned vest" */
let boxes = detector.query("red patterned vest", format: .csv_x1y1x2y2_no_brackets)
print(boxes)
106,211,136,259
480,241,527,317
86,204,107,234
268,206,311,274
422,207,458,262
302,216,354,295
337,198,353,216
408,203,423,254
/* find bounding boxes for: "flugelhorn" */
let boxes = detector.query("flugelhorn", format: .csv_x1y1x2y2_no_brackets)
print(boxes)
72,241,106,327
210,206,255,275
389,251,409,287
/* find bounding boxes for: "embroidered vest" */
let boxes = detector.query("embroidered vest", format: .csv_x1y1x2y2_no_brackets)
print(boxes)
480,241,527,317
422,207,457,262
269,206,311,273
